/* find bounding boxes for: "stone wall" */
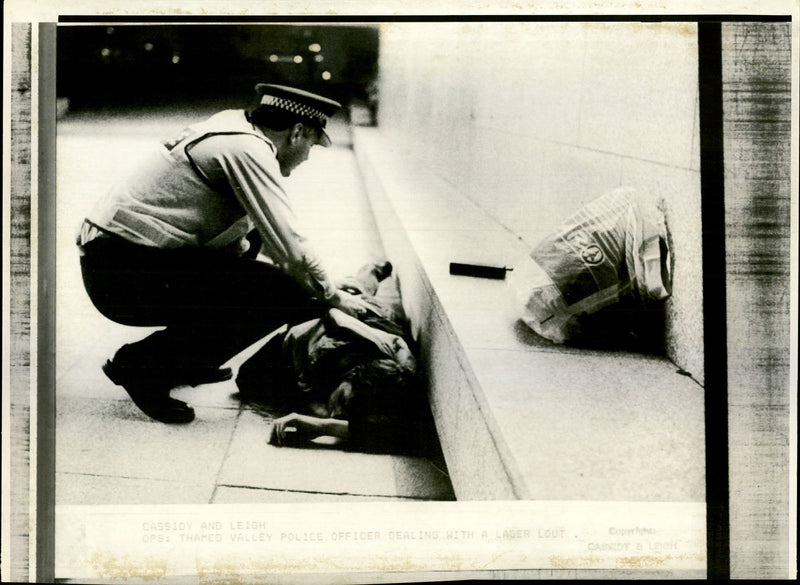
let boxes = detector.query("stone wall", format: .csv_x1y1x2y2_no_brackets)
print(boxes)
376,21,704,380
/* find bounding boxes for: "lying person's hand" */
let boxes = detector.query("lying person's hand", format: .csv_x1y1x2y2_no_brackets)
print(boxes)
269,413,319,446
330,289,380,320
269,413,350,446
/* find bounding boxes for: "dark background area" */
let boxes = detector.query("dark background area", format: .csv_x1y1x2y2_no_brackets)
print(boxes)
57,24,380,111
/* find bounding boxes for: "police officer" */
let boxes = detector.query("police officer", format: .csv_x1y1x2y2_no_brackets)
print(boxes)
77,84,375,424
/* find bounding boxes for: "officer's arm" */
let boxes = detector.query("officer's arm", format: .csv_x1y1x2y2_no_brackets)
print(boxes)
191,134,338,298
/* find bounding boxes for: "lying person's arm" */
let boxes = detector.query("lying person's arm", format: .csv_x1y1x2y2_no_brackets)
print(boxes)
324,309,414,369
268,411,409,453
269,412,349,446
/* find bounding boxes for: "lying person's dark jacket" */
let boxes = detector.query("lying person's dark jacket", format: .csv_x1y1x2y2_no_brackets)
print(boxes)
235,262,427,453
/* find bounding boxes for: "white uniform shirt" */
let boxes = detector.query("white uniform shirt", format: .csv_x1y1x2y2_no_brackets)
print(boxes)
86,109,336,299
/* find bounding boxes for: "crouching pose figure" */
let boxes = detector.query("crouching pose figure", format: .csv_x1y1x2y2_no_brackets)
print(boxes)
235,262,426,453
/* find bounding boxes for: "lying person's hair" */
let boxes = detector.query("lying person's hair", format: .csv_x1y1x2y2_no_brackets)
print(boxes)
327,358,418,452
328,358,414,419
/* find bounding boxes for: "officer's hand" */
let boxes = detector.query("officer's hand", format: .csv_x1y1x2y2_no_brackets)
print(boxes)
330,290,378,320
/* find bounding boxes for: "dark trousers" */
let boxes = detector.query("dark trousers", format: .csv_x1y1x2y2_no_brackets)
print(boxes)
79,236,326,383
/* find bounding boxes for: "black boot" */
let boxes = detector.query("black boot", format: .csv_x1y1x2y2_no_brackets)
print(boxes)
102,360,194,423
102,359,232,424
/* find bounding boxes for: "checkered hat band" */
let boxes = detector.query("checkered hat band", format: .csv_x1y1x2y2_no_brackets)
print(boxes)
260,95,327,123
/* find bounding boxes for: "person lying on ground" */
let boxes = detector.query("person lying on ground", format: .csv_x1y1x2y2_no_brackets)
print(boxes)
236,261,428,453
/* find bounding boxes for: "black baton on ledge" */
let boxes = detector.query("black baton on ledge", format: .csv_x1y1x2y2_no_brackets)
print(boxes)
449,262,513,280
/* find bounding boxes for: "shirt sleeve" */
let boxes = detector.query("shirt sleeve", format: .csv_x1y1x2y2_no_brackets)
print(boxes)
188,133,337,299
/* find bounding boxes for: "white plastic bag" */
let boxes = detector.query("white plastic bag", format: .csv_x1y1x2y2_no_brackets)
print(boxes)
509,187,671,344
